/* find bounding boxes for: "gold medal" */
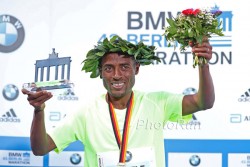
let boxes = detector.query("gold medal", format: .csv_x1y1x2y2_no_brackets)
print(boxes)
125,150,132,162
117,162,126,167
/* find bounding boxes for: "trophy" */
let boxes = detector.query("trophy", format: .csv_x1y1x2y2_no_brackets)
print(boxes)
22,48,74,95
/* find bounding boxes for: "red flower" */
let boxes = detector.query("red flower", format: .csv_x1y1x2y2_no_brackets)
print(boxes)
182,8,200,15
193,9,200,15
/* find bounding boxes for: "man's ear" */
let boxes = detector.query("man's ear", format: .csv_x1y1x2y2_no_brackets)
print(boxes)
135,63,140,75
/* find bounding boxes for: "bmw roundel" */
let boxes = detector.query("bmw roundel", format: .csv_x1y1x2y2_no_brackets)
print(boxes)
70,153,81,165
0,15,25,53
189,155,201,166
2,84,19,101
183,87,197,95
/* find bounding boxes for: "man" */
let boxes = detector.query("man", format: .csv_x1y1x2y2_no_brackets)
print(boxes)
22,35,214,167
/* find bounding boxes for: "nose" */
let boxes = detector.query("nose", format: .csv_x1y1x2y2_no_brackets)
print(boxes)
113,68,122,80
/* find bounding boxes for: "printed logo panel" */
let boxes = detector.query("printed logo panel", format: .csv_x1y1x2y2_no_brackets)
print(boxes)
168,153,222,167
49,151,84,166
0,150,43,166
228,153,250,167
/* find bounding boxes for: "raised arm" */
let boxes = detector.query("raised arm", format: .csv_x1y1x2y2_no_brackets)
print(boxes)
22,89,56,155
182,40,215,116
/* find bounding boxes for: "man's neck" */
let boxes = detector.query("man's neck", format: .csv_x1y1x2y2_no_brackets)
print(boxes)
107,92,132,110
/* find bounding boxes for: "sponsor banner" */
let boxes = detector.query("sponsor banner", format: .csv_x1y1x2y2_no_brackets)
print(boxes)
168,153,222,167
0,150,43,166
49,151,84,166
1,137,250,166
228,153,250,167
0,0,246,140
0,0,249,166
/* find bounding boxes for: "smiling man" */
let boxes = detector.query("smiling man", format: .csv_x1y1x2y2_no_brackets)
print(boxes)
22,35,215,167
101,53,139,108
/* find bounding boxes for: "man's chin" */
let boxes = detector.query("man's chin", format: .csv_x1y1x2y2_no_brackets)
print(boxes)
109,90,126,98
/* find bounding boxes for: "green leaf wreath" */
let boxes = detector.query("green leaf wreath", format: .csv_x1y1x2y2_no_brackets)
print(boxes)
163,7,224,67
81,35,161,78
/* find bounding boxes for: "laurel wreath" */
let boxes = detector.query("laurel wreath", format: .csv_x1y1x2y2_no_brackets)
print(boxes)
81,35,161,78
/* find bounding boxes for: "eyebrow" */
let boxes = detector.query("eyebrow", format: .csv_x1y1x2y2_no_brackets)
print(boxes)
102,62,131,67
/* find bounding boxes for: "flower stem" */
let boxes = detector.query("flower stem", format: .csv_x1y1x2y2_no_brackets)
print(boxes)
192,52,207,68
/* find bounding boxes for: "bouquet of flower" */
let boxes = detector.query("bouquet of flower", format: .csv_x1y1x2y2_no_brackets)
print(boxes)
163,7,224,67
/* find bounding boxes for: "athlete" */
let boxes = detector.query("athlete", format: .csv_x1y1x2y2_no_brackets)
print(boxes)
22,35,214,166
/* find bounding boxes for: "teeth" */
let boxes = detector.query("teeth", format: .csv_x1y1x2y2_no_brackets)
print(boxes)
112,83,124,86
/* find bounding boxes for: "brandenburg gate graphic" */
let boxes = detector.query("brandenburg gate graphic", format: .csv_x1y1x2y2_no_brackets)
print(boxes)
34,48,71,82
22,48,74,93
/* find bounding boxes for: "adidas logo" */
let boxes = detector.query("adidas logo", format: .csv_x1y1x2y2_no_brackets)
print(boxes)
57,89,79,101
192,114,197,120
238,88,250,102
188,114,201,126
241,88,250,97
0,108,21,122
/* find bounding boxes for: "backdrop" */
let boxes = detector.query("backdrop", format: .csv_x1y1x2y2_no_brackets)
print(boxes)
0,0,249,166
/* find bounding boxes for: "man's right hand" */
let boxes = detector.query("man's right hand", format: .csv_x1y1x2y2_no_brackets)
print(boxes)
22,89,53,112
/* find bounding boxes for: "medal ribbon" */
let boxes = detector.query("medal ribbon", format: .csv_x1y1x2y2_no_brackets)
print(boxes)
108,92,134,163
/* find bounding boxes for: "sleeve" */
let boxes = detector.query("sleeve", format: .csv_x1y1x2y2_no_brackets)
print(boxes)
47,107,86,153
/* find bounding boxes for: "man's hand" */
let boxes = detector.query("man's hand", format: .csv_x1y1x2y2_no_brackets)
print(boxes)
190,37,213,61
191,42,213,62
22,89,53,112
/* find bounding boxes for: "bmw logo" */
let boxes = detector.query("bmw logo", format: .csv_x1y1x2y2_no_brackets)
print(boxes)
0,15,25,53
125,151,132,162
189,155,201,166
70,153,81,165
183,87,197,95
2,84,19,101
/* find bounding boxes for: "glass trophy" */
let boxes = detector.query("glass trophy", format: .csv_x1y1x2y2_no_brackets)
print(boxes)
22,79,74,95
23,48,74,95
